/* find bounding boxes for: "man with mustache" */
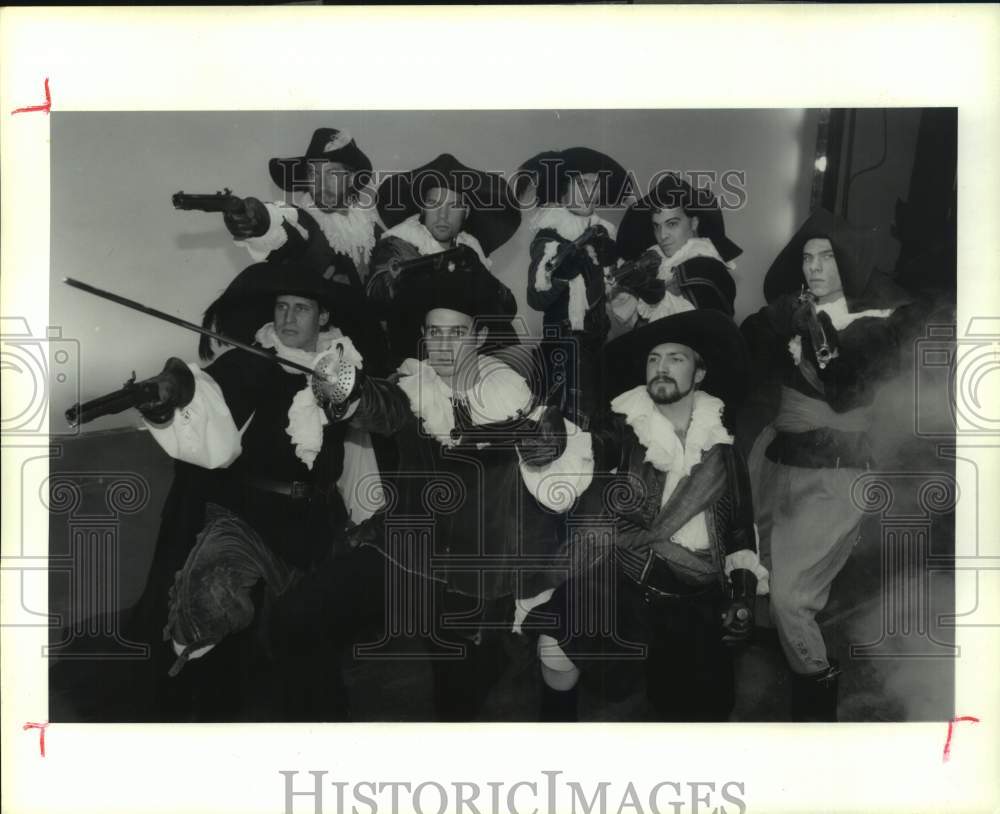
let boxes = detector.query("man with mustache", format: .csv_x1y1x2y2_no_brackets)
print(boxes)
523,310,768,722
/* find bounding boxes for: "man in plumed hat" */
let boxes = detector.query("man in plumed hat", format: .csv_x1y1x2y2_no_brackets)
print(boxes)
295,264,591,721
365,153,522,364
609,173,742,338
222,128,382,291
524,310,768,722
117,259,388,721
518,146,627,430
739,209,914,721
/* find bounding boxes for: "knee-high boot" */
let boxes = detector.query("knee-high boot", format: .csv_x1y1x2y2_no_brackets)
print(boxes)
540,682,579,722
791,661,841,722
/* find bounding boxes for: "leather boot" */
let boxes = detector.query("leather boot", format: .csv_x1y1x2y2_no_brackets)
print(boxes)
540,682,579,722
790,660,841,722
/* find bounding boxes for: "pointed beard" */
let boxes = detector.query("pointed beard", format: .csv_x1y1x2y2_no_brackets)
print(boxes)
647,376,694,405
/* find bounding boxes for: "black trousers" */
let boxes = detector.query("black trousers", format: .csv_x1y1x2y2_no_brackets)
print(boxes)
276,544,512,721
532,556,735,722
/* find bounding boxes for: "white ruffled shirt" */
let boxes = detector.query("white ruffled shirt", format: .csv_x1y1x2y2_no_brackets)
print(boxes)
381,213,491,269
394,355,594,514
144,325,383,522
238,194,379,269
530,206,617,331
253,324,362,469
610,385,769,592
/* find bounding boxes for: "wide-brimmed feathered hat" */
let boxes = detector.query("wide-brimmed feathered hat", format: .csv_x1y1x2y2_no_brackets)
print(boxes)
164,506,295,678
763,208,884,303
616,173,742,263
199,258,368,361
375,153,521,256
268,128,373,194
604,310,750,407
515,146,628,209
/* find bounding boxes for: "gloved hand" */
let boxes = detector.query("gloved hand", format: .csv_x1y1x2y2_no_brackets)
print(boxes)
790,296,818,337
767,293,808,335
449,244,487,274
223,196,270,240
516,406,567,467
721,568,756,644
311,342,365,420
550,248,587,282
614,250,666,304
815,309,840,355
586,225,618,268
136,357,196,424
380,237,422,279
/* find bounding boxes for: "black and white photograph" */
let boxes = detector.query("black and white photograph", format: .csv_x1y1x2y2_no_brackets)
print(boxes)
2,7,997,814
42,107,958,726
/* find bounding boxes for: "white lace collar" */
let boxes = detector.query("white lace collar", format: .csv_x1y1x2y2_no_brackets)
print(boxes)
290,192,379,264
254,323,363,470
816,294,893,330
254,323,344,372
530,206,617,241
381,213,491,269
395,355,533,447
610,386,732,480
651,237,736,277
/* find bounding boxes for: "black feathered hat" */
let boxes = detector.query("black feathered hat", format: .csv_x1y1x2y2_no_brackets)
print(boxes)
603,310,750,407
199,258,366,361
268,128,373,195
394,262,509,326
515,147,628,209
376,153,521,256
616,173,742,263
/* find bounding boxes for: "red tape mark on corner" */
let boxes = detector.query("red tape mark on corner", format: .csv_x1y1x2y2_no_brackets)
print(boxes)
23,721,50,757
10,77,52,115
942,716,980,763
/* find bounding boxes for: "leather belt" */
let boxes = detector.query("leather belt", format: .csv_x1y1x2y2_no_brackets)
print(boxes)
634,551,718,602
248,477,322,501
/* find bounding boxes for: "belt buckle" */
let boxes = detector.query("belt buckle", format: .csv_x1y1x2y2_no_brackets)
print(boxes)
289,481,309,500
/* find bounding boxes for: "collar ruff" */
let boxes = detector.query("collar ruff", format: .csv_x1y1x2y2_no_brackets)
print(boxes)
254,323,363,470
610,386,732,479
531,206,617,241
816,295,893,330
395,356,532,447
652,237,735,278
290,193,379,264
255,323,344,372
381,213,491,269
631,239,734,323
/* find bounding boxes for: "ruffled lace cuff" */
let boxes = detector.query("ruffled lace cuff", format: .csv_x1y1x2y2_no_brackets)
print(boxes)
533,240,558,292
144,365,242,469
518,413,594,513
512,588,555,634
724,549,770,596
237,202,307,261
